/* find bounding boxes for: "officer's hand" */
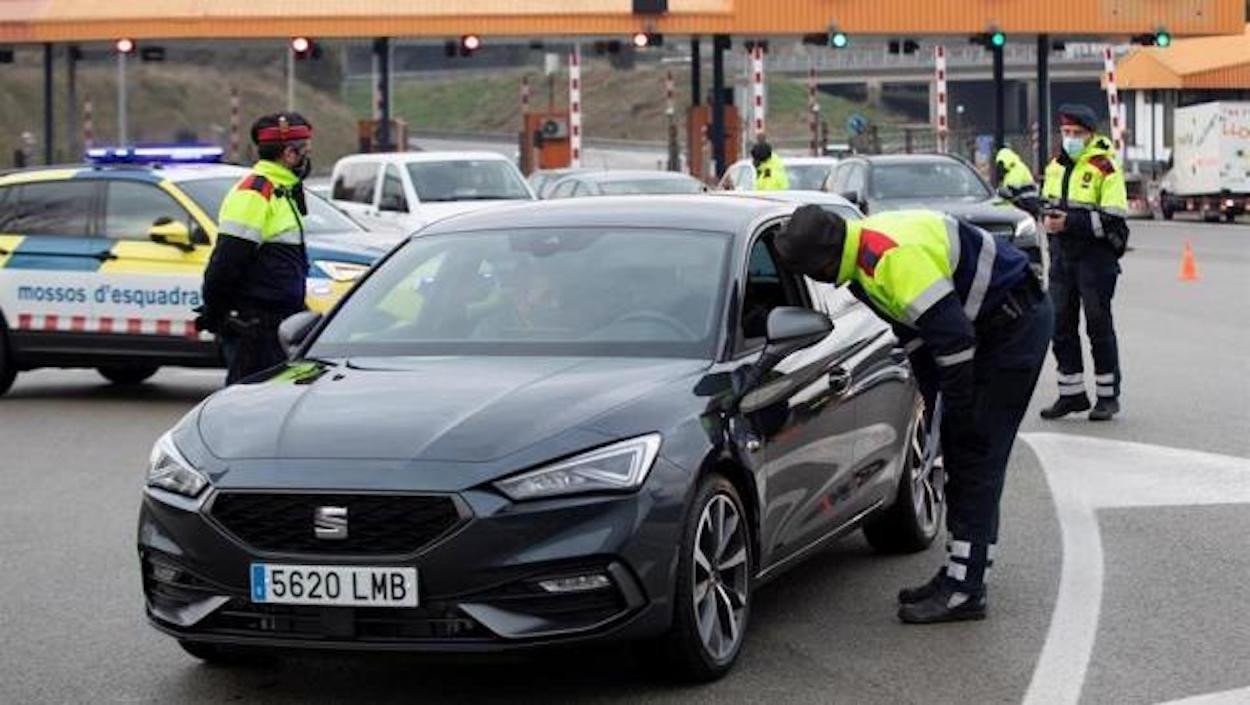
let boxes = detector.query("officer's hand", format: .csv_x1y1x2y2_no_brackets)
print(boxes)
1043,212,1067,234
192,306,220,334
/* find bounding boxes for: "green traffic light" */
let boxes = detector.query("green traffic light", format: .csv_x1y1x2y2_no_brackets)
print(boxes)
830,32,849,49
990,31,1006,48
1156,31,1172,47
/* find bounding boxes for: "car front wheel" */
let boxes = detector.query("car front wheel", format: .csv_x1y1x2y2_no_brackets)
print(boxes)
0,322,17,397
653,473,753,682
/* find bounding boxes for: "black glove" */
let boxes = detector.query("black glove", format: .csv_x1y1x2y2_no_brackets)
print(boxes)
192,305,222,334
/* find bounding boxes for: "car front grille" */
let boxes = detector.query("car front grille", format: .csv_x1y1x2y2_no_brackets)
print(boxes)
208,492,464,556
200,600,491,642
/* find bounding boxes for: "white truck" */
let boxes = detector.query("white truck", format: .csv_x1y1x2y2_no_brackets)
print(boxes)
1159,101,1250,222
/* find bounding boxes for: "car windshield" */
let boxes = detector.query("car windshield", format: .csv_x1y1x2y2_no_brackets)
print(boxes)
870,162,992,200
787,164,834,190
406,160,531,202
178,177,363,234
598,178,704,195
310,228,731,359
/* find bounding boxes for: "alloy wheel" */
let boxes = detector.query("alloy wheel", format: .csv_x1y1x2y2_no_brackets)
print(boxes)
692,493,749,663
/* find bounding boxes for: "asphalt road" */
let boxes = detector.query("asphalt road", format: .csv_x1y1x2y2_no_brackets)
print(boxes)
0,219,1246,705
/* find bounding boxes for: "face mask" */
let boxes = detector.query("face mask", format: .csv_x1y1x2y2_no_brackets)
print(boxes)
1062,136,1087,158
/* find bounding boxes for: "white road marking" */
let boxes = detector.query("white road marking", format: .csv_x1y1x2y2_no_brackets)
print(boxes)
1019,433,1250,705
1155,687,1250,705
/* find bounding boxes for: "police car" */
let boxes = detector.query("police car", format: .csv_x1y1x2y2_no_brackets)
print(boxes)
0,145,389,395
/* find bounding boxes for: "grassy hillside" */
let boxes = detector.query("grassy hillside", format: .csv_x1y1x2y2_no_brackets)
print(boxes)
342,63,912,145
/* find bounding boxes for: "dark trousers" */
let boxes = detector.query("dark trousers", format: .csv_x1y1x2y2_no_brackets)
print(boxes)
1048,241,1121,400
942,294,1052,586
223,314,287,385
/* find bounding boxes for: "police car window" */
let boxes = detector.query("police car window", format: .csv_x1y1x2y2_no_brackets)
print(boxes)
8,181,95,237
333,163,379,204
380,165,408,212
738,228,810,352
103,181,193,241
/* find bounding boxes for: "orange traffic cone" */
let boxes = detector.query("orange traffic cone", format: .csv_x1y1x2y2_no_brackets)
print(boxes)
1178,241,1200,281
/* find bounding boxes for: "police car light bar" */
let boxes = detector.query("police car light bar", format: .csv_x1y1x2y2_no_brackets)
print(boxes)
85,145,225,164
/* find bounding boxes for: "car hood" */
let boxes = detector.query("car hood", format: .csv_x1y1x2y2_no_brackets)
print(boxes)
195,356,707,464
872,198,1026,225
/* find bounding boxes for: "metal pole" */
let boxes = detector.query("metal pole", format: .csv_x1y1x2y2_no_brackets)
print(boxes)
690,37,702,106
286,45,295,111
711,35,727,178
1037,34,1051,172
375,37,391,151
1150,89,1157,177
117,51,128,145
66,46,78,158
992,44,1005,183
43,43,54,163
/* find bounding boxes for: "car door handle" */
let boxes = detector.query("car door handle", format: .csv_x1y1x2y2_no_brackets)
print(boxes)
95,250,118,261
828,368,852,395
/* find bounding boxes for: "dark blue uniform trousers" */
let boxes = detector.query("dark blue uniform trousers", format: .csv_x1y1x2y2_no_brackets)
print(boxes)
1049,241,1121,400
942,294,1053,588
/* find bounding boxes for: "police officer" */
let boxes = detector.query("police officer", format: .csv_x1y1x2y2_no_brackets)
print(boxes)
751,141,790,191
775,206,1052,623
1039,104,1129,421
197,112,313,384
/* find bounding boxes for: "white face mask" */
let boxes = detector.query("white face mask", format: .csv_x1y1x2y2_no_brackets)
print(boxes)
1062,136,1088,158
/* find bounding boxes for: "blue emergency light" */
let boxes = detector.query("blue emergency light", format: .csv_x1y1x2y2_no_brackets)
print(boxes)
85,144,225,165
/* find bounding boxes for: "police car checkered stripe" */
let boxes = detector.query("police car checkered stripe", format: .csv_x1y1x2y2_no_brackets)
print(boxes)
13,314,202,339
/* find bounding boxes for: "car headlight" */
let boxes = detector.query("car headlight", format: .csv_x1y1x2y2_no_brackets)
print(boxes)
494,434,662,501
314,260,369,283
147,431,208,497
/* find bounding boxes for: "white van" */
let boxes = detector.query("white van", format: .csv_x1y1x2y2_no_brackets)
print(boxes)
329,152,536,234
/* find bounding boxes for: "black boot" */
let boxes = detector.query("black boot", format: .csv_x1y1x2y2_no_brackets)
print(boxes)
1039,394,1091,419
1088,397,1120,421
898,579,988,624
898,568,946,604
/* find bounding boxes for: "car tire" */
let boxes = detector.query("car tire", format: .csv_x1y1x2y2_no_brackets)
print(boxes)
649,473,753,683
0,322,17,397
97,365,159,385
177,640,259,666
863,395,944,554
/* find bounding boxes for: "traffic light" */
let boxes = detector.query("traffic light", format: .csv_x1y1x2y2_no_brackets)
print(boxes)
115,38,135,54
461,34,482,54
888,39,919,55
1132,29,1172,47
290,37,321,60
632,31,663,48
830,29,849,49
971,30,1006,50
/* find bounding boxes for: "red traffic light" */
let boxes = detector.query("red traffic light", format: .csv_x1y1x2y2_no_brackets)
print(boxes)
632,31,663,48
461,34,482,52
115,38,135,54
290,36,311,54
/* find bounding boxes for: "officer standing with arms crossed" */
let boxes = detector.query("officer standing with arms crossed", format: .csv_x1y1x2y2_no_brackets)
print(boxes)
197,112,313,384
1038,104,1129,421
774,206,1052,623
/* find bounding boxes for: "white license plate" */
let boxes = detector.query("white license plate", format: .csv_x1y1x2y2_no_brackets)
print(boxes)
250,564,418,607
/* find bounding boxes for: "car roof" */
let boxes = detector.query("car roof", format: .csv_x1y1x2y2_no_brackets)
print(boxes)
336,151,511,166
844,153,966,165
419,194,793,235
0,162,248,187
575,170,700,183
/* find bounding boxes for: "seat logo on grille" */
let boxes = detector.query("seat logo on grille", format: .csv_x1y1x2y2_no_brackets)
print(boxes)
313,506,349,540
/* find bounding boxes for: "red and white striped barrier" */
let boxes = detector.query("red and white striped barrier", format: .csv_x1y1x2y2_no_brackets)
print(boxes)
808,60,819,155
83,100,94,150
751,45,766,139
14,314,201,339
569,45,582,167
934,46,949,153
1102,46,1125,160
665,70,674,117
521,74,531,116
229,87,240,162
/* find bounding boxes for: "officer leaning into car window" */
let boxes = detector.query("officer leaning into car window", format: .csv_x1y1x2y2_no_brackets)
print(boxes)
1038,104,1130,422
751,141,790,191
774,206,1052,623
196,112,313,385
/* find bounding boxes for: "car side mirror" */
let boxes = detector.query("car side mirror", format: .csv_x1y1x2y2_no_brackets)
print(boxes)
148,219,194,252
996,185,1014,200
840,191,865,212
278,311,323,357
729,307,834,411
